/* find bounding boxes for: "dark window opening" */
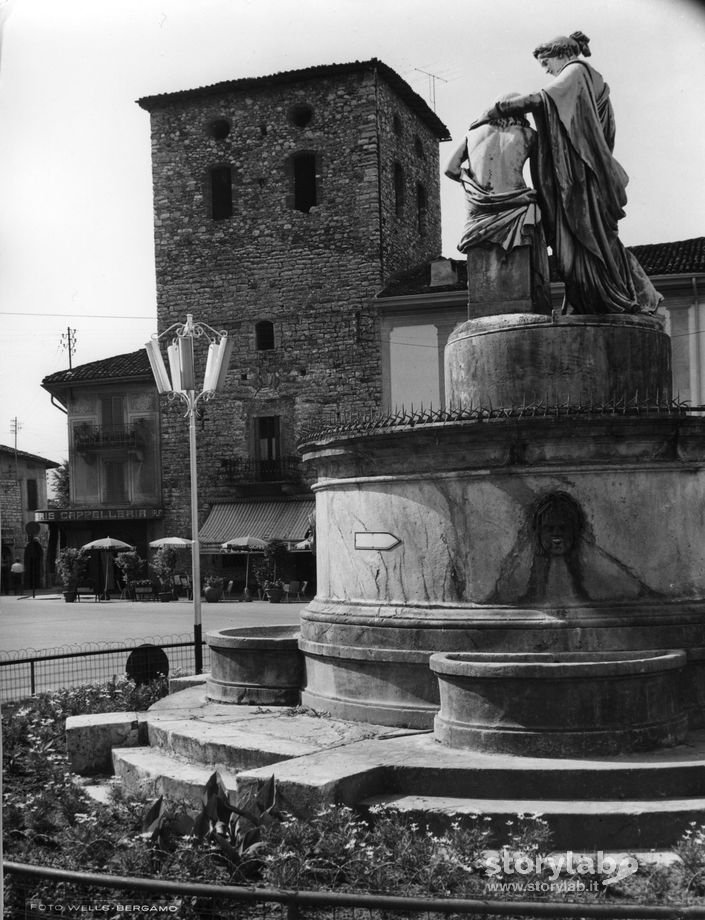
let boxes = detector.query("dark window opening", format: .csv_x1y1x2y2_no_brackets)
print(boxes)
26,479,38,511
255,320,275,351
210,166,233,220
394,162,405,217
293,153,317,213
289,103,314,128
101,396,124,429
393,114,402,136
414,135,425,158
255,416,281,481
209,118,231,140
417,182,428,233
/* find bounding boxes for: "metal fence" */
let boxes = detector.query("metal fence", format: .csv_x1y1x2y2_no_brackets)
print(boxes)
7,860,705,920
0,634,208,702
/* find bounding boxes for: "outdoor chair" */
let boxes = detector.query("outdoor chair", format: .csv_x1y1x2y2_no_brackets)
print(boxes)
284,580,301,601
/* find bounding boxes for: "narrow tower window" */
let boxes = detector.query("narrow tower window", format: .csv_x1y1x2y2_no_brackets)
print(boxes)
292,152,317,213
393,162,405,217
255,320,275,351
417,182,428,233
210,166,233,220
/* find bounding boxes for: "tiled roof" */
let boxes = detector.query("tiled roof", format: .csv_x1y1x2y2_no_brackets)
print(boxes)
0,445,60,468
137,58,451,141
629,238,705,275
41,350,152,391
378,237,705,297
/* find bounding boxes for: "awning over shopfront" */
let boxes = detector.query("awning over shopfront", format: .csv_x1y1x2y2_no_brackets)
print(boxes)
199,499,315,553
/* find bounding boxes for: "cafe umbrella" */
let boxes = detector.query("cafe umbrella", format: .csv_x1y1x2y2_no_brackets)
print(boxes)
148,537,193,548
81,536,135,597
221,535,267,591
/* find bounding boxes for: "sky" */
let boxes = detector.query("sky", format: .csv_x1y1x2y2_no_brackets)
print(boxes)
1,0,704,466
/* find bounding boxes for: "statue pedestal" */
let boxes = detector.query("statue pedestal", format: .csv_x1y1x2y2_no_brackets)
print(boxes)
446,312,671,407
467,245,534,317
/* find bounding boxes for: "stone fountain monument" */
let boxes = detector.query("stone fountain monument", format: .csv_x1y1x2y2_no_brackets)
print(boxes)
289,34,705,843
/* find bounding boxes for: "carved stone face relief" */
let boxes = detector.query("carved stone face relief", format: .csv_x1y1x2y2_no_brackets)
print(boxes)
535,495,581,557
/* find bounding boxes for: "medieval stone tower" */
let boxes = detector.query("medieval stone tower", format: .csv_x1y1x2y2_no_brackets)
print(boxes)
138,59,449,537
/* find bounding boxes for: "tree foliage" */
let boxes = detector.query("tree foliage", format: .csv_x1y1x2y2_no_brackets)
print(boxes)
48,460,70,509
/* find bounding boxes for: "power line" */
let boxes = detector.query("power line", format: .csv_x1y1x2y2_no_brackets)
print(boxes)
0,311,154,319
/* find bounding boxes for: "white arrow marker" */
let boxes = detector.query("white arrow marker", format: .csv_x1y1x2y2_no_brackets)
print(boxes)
354,532,401,551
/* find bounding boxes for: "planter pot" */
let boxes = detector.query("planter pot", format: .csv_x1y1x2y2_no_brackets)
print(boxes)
158,592,172,603
204,586,223,603
206,625,303,705
268,587,283,604
63,590,77,603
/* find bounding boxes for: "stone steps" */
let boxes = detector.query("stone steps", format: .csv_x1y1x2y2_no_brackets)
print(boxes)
112,747,240,806
145,718,325,769
75,688,705,850
359,793,705,850
389,756,705,800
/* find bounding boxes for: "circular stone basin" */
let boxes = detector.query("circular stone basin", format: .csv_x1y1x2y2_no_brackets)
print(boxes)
206,625,303,705
430,649,688,757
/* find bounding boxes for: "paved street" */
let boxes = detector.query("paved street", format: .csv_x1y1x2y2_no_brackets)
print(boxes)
0,591,303,653
0,591,305,701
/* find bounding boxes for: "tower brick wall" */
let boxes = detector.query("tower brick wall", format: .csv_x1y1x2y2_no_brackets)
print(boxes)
139,61,447,536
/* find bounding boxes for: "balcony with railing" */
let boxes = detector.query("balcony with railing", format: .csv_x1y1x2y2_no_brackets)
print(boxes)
221,455,302,484
73,424,140,452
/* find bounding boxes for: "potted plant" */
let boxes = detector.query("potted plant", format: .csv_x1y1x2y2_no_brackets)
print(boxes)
252,540,291,602
56,547,89,602
265,579,284,604
204,574,224,603
133,579,154,600
115,550,146,600
150,546,178,601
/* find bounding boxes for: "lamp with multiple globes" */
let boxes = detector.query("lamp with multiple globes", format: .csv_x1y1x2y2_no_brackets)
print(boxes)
145,314,233,673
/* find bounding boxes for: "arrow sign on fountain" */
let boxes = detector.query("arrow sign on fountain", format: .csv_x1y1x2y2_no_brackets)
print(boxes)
354,532,401,551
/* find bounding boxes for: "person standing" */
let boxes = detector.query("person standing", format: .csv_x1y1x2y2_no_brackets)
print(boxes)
10,557,25,594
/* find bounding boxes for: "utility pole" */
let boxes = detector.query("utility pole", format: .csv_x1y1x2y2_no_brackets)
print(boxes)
60,326,77,369
414,68,448,111
10,416,22,480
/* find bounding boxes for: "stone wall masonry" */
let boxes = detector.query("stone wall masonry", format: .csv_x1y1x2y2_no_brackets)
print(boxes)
0,479,23,549
375,78,442,275
145,66,444,533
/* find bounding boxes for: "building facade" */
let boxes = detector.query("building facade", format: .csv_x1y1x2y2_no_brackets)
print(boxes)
39,351,162,560
1,445,59,590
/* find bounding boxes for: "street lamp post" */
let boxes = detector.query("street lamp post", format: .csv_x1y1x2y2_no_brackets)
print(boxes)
145,314,233,673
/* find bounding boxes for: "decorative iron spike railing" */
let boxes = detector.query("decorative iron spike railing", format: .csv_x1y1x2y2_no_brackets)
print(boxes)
297,395,697,445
